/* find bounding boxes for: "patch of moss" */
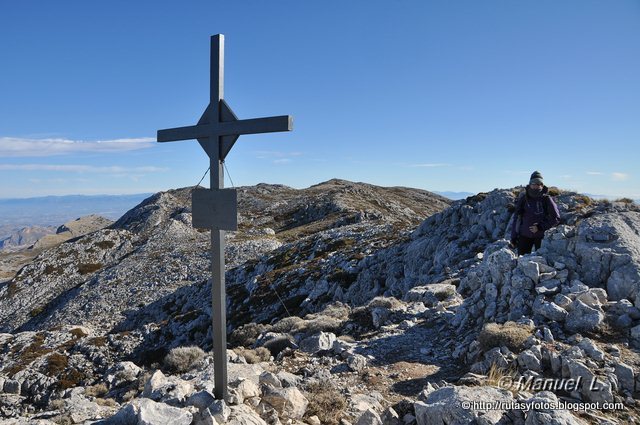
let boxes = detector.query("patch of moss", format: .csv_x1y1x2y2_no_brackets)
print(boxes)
46,352,69,376
58,368,86,389
95,240,115,249
30,306,45,317
44,264,64,275
78,263,103,275
89,336,107,347
7,281,20,298
5,333,52,376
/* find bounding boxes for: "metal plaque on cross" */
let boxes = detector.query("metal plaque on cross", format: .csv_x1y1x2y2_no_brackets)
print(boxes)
192,188,238,230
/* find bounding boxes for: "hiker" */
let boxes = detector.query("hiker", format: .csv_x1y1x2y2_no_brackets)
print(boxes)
510,171,560,255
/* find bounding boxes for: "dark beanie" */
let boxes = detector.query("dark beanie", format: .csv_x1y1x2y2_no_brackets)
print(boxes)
529,171,544,185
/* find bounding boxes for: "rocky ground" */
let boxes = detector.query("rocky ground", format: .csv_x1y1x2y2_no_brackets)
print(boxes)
0,179,639,424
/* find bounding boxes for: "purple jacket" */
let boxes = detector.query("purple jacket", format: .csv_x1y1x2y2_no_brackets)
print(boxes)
511,186,560,240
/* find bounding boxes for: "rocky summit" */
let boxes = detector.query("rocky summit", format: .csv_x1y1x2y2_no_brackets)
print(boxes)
0,179,639,425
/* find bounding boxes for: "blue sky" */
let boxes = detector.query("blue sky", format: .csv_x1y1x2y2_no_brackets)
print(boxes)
1,0,638,199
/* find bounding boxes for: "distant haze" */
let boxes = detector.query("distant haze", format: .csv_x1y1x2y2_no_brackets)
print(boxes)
0,194,151,228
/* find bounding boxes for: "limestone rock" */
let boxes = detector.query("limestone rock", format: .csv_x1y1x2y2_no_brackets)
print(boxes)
261,385,308,419
614,362,635,393
524,391,586,424
355,408,383,425
565,300,604,334
299,332,337,353
137,398,193,425
105,361,141,388
414,386,513,425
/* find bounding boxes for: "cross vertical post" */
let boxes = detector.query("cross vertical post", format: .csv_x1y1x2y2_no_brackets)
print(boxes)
157,34,293,401
209,35,227,401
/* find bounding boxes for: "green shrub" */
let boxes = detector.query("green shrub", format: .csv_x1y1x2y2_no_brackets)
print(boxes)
30,306,45,317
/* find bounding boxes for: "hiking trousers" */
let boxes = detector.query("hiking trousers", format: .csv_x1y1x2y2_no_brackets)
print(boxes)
517,236,542,256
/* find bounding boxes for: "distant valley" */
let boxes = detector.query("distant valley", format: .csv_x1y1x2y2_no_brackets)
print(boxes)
0,193,150,239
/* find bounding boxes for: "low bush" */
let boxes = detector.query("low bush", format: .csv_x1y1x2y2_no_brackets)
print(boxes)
233,347,271,364
163,346,205,373
616,198,634,204
478,322,532,352
229,322,270,347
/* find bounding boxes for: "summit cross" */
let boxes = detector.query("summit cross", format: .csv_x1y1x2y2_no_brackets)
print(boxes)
157,34,293,400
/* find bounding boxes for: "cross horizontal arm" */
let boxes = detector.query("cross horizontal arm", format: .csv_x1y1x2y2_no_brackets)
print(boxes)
220,115,293,136
157,125,206,143
157,115,293,143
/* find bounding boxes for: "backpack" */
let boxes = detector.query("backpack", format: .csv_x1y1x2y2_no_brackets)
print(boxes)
515,191,550,218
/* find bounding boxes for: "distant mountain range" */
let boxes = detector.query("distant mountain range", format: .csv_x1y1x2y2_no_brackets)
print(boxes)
0,193,151,229
433,191,474,200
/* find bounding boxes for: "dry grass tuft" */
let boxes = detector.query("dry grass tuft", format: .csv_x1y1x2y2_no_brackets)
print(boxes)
547,187,561,197
234,347,271,364
478,322,532,352
69,327,88,339
46,352,69,376
574,195,592,206
304,380,347,425
367,296,404,310
616,198,635,204
85,383,108,397
49,398,65,410
485,363,519,395
95,398,117,407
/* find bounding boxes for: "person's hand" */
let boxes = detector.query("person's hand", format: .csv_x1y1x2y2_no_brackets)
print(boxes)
529,224,539,233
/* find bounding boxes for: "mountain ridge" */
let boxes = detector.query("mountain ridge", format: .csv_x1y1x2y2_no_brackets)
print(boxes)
1,179,639,424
